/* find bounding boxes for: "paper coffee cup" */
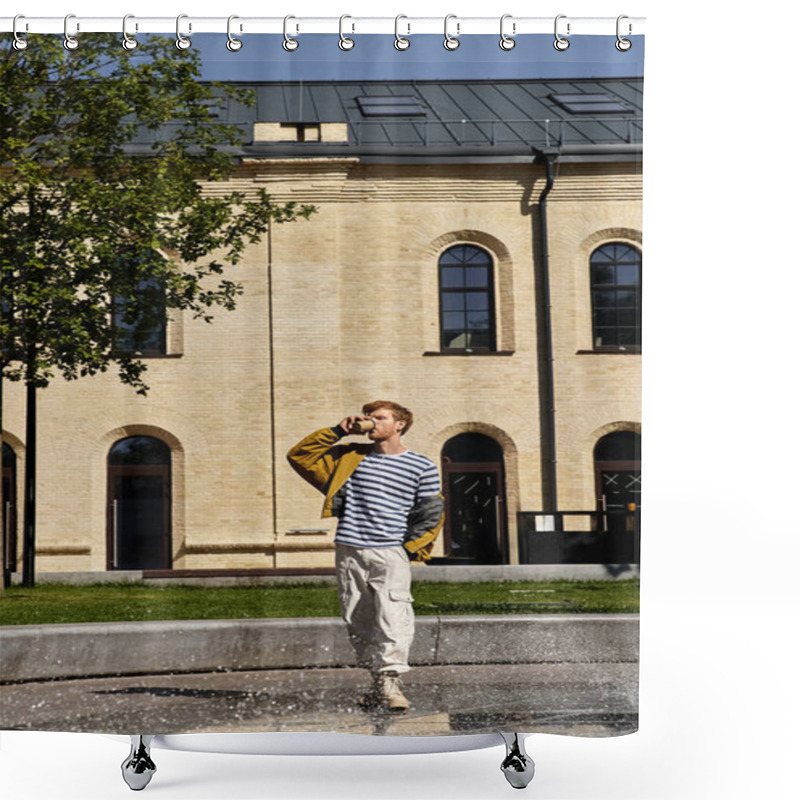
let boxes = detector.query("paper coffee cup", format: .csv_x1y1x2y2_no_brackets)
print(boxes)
351,419,375,433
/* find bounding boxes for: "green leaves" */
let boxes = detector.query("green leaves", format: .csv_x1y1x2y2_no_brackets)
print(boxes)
1,35,316,393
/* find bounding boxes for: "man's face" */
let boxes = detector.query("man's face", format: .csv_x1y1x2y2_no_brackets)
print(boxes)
366,408,405,440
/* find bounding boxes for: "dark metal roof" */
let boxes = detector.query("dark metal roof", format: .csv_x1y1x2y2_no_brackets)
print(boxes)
140,78,643,163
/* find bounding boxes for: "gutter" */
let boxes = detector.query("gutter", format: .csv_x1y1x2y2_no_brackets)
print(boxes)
236,142,642,163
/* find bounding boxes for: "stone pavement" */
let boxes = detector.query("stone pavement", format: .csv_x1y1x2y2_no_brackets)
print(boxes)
0,662,637,738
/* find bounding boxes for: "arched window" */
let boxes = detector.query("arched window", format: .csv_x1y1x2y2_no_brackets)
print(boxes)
590,243,641,351
439,245,496,352
107,436,172,570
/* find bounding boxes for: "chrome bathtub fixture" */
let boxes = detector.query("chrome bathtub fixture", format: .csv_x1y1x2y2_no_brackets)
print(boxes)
121,735,157,791
500,732,536,789
117,732,535,790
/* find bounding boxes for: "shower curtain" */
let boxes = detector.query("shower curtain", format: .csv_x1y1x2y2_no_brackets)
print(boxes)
1,17,643,745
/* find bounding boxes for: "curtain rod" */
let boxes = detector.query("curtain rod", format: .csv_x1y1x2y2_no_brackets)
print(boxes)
1,16,645,37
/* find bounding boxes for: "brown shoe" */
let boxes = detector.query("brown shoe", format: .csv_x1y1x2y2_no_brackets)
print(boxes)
376,671,410,714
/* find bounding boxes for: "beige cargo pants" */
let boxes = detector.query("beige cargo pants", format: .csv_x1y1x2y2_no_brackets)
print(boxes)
335,543,414,675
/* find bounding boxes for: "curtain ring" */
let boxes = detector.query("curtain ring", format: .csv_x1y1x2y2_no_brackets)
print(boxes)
339,14,354,50
226,15,243,51
499,14,515,50
122,14,138,51
616,15,632,51
394,15,410,50
283,15,299,51
176,14,191,50
443,14,460,50
64,13,79,51
12,14,29,51
554,14,570,51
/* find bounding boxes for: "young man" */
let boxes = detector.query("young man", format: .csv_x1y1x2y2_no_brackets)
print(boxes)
287,401,444,713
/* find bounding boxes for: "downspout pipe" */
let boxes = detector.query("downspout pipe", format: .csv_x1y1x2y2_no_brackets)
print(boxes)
266,218,279,568
533,151,559,516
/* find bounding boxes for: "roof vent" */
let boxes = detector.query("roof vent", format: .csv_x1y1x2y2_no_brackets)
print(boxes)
356,96,426,117
549,93,631,114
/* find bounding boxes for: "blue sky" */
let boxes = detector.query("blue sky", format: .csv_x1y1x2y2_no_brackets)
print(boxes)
189,34,644,81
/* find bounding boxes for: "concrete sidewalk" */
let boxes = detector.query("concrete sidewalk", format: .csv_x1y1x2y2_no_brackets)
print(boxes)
0,614,638,683
0,662,639,737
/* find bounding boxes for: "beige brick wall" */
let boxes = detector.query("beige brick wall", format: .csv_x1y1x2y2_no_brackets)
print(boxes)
2,157,641,573
547,169,642,515
253,122,349,143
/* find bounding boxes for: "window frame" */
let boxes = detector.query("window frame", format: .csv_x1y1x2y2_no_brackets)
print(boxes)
438,244,497,354
589,242,642,353
111,253,169,358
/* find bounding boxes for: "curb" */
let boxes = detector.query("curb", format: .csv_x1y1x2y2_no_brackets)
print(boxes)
8,565,640,586
0,614,638,683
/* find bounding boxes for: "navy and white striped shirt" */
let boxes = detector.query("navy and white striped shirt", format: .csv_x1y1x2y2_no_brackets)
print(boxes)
335,450,441,549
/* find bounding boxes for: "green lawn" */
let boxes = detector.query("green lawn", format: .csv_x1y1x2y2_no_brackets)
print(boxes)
0,578,639,626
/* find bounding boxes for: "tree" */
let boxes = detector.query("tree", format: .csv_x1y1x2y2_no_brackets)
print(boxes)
0,35,315,587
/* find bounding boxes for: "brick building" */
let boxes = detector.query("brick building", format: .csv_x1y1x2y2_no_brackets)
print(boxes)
2,78,642,577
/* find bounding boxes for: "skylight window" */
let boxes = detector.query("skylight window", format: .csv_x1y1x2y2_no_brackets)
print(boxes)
356,96,426,117
549,93,631,114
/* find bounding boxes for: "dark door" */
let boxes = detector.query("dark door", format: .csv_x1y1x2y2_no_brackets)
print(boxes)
443,463,505,564
2,443,17,573
597,465,641,514
594,431,641,563
107,437,171,570
442,433,507,564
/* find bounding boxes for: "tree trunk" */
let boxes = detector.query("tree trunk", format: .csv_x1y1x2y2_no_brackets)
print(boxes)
21,379,36,588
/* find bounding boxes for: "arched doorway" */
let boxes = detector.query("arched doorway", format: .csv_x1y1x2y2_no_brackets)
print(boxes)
594,431,641,563
2,443,17,574
107,436,172,570
441,433,507,564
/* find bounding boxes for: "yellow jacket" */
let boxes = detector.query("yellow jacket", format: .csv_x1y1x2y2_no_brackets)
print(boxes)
286,426,444,561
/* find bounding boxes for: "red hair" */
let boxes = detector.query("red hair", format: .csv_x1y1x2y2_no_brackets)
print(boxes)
362,401,414,435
